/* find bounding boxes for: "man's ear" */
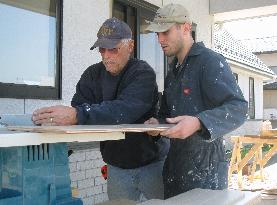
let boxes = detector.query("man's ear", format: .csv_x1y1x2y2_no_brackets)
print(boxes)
128,40,135,52
183,23,192,33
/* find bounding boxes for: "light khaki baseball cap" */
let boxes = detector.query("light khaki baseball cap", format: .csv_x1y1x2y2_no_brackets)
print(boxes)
145,3,192,32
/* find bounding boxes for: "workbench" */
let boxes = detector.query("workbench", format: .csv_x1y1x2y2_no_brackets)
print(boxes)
0,124,171,205
228,129,277,188
0,126,125,205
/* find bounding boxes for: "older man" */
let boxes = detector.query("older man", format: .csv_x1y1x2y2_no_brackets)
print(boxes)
33,17,169,202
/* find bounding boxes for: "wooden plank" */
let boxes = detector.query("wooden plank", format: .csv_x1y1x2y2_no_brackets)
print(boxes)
0,131,125,147
260,128,277,137
237,143,263,171
117,124,174,132
239,136,277,144
237,140,243,188
228,137,240,183
261,145,277,167
7,125,122,133
6,124,174,134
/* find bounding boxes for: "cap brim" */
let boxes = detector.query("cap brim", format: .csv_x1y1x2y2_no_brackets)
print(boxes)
90,38,121,50
145,22,175,32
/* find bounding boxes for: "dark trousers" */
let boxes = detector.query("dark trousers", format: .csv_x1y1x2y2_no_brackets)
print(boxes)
163,145,228,199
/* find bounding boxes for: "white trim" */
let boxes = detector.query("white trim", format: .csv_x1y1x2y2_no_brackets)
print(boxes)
227,59,275,80
0,131,125,147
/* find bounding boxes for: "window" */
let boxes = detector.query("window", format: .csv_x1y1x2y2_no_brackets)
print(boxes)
0,0,62,99
248,77,255,119
233,73,238,83
113,0,165,92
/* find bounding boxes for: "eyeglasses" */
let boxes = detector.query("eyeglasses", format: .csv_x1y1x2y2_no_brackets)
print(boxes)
98,47,121,55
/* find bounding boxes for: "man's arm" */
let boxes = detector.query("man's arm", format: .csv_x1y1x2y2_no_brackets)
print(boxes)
73,67,158,125
160,55,248,140
196,55,248,140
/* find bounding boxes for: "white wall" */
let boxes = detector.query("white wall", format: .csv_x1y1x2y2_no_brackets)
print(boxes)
255,78,264,119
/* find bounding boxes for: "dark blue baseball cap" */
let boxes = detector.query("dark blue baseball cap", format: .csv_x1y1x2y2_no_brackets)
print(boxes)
90,17,132,50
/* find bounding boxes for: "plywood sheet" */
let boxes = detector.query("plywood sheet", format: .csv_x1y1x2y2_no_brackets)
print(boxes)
6,124,174,134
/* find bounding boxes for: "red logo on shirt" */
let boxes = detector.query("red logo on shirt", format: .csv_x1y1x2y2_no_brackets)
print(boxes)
183,88,191,95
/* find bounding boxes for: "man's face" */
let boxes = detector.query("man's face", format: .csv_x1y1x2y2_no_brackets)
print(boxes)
156,24,185,57
99,40,134,75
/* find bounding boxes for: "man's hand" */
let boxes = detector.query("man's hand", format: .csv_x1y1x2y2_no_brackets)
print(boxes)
160,115,201,139
144,117,160,136
32,105,78,126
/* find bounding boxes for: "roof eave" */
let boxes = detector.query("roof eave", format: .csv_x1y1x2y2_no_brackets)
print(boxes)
226,59,276,80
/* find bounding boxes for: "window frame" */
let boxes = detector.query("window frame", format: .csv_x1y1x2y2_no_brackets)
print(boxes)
248,77,255,119
0,0,63,99
233,72,238,83
113,0,159,58
113,0,167,87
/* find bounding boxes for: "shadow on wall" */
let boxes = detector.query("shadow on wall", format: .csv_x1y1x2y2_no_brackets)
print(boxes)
270,120,277,128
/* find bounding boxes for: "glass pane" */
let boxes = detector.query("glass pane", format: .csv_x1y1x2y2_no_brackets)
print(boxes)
113,2,125,21
140,16,164,92
0,0,56,86
113,3,136,58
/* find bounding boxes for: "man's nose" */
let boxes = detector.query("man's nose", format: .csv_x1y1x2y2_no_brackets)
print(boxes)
157,33,165,44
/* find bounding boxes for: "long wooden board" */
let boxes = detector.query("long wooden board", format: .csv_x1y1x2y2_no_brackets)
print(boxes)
260,128,277,137
6,124,174,134
0,131,125,147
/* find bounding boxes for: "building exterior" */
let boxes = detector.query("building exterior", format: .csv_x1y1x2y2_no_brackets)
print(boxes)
233,22,277,121
251,39,277,121
259,52,277,121
1,0,277,204
213,24,275,120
